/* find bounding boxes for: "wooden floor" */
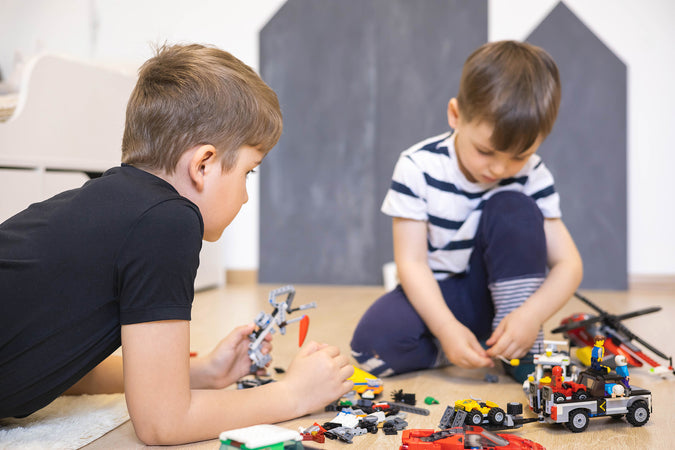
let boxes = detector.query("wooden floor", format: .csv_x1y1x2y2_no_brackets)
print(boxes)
86,285,675,449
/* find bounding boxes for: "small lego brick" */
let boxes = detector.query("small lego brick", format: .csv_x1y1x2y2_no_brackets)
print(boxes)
373,402,390,410
357,417,379,434
389,401,430,416
361,390,375,399
300,423,326,443
484,373,499,383
383,416,408,432
324,427,357,443
382,426,398,436
349,366,384,396
219,425,301,450
424,396,440,405
391,389,416,405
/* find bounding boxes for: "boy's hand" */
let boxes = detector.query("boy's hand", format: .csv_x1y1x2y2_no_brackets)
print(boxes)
485,308,539,360
280,342,354,416
439,323,494,369
197,323,271,389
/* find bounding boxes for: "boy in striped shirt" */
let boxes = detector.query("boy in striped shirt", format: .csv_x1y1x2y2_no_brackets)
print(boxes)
351,41,583,382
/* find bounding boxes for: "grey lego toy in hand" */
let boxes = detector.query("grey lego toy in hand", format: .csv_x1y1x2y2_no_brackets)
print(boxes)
248,285,317,372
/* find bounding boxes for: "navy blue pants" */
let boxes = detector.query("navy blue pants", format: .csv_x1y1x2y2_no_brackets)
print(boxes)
350,192,547,381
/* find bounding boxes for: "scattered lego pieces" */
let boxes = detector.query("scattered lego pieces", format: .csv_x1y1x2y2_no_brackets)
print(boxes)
317,391,419,444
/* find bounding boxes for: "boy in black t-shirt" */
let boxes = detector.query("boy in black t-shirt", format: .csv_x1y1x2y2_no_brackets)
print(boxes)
0,43,353,444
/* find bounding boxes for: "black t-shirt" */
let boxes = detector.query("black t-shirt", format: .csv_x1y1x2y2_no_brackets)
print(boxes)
0,164,203,418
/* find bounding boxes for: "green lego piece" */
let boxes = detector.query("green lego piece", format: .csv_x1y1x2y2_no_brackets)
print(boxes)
424,396,440,405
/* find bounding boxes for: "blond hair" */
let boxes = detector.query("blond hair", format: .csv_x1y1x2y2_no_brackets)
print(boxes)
457,40,561,153
122,43,282,173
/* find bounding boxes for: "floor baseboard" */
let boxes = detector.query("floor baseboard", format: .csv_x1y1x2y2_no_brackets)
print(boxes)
629,274,675,292
225,269,258,285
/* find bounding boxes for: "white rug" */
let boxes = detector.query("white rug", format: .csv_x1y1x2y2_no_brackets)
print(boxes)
0,393,129,449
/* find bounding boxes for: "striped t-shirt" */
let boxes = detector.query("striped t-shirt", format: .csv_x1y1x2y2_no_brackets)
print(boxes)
381,131,561,280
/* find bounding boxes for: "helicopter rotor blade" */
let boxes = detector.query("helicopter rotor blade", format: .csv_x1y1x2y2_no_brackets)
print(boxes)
612,306,662,322
607,319,671,361
630,334,671,361
573,292,606,315
551,315,603,334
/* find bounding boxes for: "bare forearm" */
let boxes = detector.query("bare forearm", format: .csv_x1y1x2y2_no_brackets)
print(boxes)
519,258,583,325
134,381,301,445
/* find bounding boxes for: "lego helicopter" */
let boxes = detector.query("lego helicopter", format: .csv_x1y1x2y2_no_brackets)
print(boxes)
248,285,316,372
551,292,674,377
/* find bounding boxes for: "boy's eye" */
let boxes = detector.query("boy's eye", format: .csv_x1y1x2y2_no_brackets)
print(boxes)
477,149,492,156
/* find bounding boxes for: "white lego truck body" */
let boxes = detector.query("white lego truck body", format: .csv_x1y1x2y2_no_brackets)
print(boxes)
538,370,652,432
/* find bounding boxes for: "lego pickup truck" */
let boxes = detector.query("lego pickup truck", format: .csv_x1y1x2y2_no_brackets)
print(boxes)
538,368,652,432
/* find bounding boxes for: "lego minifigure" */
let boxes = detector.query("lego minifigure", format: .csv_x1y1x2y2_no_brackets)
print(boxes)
590,335,609,372
615,355,631,391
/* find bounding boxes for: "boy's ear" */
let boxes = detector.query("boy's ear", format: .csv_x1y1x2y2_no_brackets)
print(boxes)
447,98,460,129
187,144,217,192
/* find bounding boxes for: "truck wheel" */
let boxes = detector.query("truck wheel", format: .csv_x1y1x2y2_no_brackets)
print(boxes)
626,400,650,427
565,409,590,433
553,393,566,403
488,407,505,425
572,390,588,401
466,410,483,425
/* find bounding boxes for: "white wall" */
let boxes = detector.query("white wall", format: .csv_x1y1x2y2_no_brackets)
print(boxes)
490,0,675,276
0,0,285,273
1,0,673,277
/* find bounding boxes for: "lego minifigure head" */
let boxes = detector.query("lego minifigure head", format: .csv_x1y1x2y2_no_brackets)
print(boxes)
594,335,605,346
615,355,627,367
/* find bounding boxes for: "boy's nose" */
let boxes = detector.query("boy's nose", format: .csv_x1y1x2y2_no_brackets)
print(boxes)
490,162,506,176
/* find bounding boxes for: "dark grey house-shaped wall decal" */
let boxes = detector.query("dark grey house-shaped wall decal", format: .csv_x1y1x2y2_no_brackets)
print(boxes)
527,2,628,289
260,0,487,284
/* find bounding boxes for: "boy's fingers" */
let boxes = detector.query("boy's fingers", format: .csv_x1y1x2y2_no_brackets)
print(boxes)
486,342,501,357
300,341,321,355
260,341,272,354
469,351,494,368
233,323,255,341
335,354,352,370
339,363,355,380
469,339,489,357
486,324,503,346
319,344,341,358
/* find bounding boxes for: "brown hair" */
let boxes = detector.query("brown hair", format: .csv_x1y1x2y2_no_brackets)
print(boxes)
456,40,560,154
122,43,282,173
